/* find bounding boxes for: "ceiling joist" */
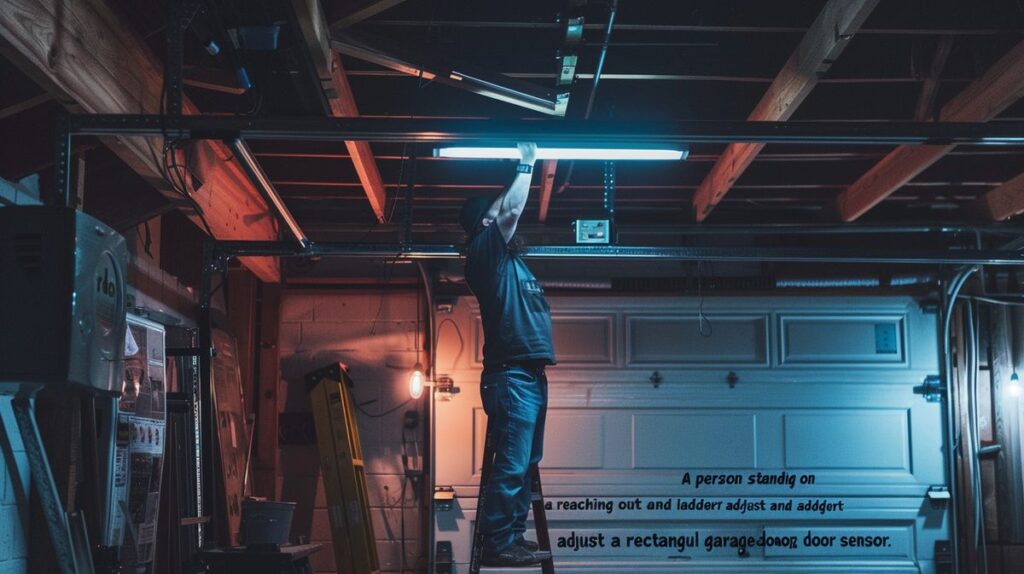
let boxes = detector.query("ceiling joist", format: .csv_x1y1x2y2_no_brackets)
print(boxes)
836,39,1024,222
974,171,1024,221
292,0,388,222
691,0,879,222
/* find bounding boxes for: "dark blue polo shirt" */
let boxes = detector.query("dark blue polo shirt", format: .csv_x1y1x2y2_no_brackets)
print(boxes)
465,224,556,369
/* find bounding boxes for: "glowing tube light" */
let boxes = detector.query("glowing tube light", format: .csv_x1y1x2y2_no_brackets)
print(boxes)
433,146,687,161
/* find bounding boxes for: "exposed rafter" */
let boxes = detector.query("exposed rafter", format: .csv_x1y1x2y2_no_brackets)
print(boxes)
691,0,879,222
0,0,280,281
328,0,408,32
974,172,1024,221
292,0,388,221
329,53,388,222
836,40,1024,222
538,160,557,223
914,36,954,121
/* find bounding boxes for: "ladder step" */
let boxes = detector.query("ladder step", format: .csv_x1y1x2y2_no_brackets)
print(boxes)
478,552,553,572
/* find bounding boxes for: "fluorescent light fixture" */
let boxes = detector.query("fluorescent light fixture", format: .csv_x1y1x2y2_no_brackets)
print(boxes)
434,146,687,160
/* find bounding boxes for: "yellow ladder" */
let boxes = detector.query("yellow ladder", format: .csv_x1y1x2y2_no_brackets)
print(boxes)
306,363,380,574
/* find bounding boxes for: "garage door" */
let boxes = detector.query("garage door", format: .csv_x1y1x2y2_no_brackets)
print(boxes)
431,296,949,573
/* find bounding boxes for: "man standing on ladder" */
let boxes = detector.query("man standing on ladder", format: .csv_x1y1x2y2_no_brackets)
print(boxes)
460,142,555,568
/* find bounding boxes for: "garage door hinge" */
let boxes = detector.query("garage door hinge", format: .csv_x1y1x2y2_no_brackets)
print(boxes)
934,540,953,573
434,486,456,511
926,485,951,502
914,375,944,402
435,541,454,574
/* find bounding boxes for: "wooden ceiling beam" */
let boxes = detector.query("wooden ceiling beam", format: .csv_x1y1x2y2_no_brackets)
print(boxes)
914,36,954,121
538,160,557,223
836,39,1024,222
691,0,878,222
292,0,388,222
0,0,280,281
973,172,1024,221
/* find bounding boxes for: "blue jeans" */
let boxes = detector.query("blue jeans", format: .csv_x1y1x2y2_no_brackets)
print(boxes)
479,365,548,553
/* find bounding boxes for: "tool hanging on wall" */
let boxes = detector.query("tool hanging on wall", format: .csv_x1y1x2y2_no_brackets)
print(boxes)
305,363,380,574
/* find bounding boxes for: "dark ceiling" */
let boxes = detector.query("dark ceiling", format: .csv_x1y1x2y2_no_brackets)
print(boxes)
3,0,1024,246
250,0,1024,237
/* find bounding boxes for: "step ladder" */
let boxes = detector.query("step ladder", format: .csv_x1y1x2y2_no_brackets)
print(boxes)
469,418,555,574
305,363,380,574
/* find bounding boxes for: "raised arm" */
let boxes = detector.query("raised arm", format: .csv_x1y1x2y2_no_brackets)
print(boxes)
487,143,537,243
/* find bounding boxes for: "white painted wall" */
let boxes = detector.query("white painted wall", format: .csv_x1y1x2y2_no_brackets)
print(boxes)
278,290,427,573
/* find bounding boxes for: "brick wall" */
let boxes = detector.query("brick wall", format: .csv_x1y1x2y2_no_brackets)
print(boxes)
0,398,30,573
278,291,427,573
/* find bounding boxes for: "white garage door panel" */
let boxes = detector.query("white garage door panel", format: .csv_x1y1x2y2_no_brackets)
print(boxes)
633,414,757,468
784,411,910,470
780,315,907,366
434,497,935,572
627,315,769,366
432,296,948,573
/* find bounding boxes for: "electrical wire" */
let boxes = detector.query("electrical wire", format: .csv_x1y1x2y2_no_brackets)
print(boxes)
960,294,1024,307
356,397,413,419
963,302,987,573
941,266,978,572
436,318,465,370
696,260,713,338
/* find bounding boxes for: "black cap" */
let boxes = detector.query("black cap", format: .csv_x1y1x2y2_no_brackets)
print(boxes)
459,196,494,236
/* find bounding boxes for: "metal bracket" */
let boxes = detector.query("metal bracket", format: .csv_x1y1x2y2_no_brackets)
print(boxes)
926,485,951,502
435,375,460,396
433,486,456,511
435,540,454,574
53,112,72,207
165,0,203,117
914,375,945,402
934,540,953,574
603,160,616,223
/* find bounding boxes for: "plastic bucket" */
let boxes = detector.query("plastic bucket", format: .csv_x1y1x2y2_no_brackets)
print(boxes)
240,499,296,546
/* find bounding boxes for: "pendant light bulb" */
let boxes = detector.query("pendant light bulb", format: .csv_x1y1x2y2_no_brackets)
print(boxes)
1008,371,1022,398
409,362,425,399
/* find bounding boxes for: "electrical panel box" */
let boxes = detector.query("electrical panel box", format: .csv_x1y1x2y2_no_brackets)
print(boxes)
574,219,611,244
0,206,128,394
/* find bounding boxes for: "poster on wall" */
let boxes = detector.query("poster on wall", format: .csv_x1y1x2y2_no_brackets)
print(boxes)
115,316,166,573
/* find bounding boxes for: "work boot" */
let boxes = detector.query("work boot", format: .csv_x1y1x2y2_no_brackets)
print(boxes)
516,536,540,552
481,541,542,567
